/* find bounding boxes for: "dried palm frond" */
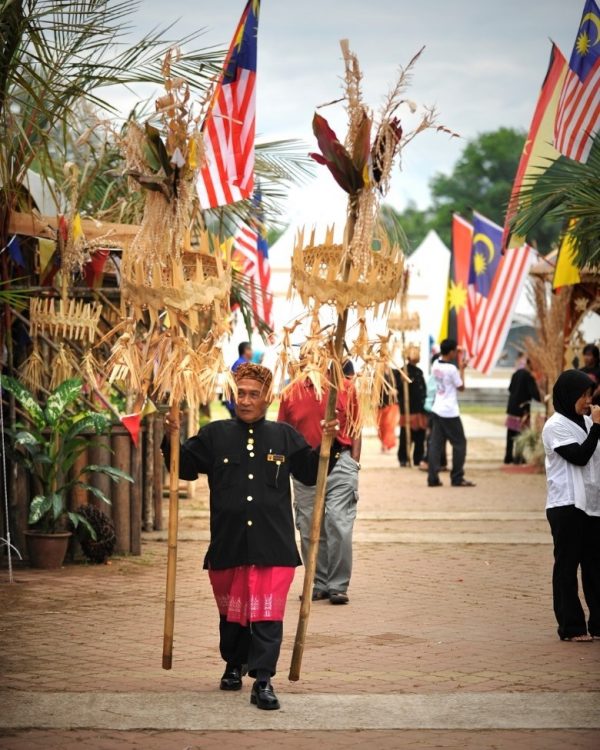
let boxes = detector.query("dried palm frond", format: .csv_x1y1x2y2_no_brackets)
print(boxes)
19,341,45,392
523,278,571,406
50,343,79,390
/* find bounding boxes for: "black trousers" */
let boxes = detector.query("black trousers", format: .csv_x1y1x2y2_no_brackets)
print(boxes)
398,427,425,465
423,413,447,467
219,616,283,676
504,429,525,464
428,414,466,485
546,505,600,639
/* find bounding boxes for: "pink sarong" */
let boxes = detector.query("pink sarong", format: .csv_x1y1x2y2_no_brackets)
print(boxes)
208,565,295,626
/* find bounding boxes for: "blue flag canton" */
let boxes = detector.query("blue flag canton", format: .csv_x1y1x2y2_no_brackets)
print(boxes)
251,187,269,260
224,0,259,82
468,214,502,298
569,0,600,81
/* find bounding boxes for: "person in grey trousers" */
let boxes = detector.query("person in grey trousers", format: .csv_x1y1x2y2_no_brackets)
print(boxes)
278,373,361,604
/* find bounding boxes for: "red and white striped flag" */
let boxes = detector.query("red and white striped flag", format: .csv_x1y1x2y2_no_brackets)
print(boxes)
197,1,260,208
469,245,533,375
233,222,273,329
554,0,600,162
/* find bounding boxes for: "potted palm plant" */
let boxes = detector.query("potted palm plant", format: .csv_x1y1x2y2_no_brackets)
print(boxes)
1,375,132,568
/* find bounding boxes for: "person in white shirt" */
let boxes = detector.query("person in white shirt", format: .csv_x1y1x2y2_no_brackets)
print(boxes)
542,369,600,642
427,338,475,488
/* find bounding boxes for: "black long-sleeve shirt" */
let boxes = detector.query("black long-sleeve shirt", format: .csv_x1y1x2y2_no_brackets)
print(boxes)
506,369,540,416
162,417,321,570
555,423,600,466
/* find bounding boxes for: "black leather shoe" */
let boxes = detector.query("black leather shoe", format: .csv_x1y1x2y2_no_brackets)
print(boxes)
220,665,243,691
250,680,280,710
329,590,349,605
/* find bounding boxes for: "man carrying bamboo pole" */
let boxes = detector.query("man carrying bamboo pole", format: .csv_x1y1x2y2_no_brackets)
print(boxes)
395,346,427,468
162,363,338,710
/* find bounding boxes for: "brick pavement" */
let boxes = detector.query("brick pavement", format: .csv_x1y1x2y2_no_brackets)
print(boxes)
1,434,599,748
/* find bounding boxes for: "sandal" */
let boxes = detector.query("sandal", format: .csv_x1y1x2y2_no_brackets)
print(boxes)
561,634,593,642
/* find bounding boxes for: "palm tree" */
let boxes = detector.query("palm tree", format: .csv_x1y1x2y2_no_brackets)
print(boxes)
510,136,600,270
0,0,313,341
0,0,223,224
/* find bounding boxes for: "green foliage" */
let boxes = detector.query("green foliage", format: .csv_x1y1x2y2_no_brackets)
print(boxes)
0,0,223,224
510,135,600,270
513,427,545,468
384,127,560,251
1,375,132,537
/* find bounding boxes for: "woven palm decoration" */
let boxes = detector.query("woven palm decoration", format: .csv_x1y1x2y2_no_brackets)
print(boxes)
20,164,104,392
278,41,453,434
107,50,233,411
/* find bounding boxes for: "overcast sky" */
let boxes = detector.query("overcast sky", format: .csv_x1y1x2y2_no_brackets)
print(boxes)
119,0,582,238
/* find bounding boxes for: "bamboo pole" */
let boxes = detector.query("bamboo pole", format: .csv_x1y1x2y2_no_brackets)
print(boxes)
289,185,357,681
143,414,155,532
162,403,180,670
153,415,165,530
401,332,413,468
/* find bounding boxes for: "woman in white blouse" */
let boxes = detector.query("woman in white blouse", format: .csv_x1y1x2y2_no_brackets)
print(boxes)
542,370,600,642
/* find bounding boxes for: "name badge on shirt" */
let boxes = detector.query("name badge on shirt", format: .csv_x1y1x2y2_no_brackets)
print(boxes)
267,453,286,464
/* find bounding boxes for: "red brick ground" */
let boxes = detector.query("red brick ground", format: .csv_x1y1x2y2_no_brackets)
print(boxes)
1,437,599,748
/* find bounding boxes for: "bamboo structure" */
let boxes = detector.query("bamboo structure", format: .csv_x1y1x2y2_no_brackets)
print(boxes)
286,39,444,681
101,52,232,668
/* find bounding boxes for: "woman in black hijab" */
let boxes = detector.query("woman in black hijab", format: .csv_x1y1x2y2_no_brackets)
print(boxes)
541,370,600,641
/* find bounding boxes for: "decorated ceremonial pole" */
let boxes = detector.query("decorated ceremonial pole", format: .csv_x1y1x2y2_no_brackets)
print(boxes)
103,53,232,669
289,199,357,681
162,401,180,669
285,39,454,681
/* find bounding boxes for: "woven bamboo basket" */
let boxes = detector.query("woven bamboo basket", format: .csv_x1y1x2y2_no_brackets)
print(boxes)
290,227,404,316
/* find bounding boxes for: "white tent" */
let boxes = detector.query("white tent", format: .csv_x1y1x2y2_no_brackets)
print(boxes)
403,229,450,367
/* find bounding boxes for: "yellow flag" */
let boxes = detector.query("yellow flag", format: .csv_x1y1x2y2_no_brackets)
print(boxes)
553,230,581,290
38,238,56,274
141,398,158,417
72,213,84,241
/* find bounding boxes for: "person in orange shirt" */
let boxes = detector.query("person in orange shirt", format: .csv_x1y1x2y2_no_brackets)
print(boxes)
278,366,361,605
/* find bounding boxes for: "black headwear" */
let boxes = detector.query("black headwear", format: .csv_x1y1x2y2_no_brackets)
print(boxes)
552,369,594,429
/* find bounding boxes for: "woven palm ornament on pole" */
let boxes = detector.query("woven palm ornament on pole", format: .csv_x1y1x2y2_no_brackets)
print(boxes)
286,39,455,681
107,51,233,412
105,51,233,670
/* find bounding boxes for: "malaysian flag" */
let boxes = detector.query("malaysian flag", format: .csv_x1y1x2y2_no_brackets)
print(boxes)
232,196,273,329
465,213,503,357
469,244,533,375
554,0,600,162
197,1,260,208
464,213,533,373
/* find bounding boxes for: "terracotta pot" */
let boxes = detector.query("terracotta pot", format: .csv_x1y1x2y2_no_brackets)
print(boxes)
24,531,72,569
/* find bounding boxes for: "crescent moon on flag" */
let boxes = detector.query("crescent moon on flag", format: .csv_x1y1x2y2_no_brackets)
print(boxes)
582,12,600,44
473,232,495,264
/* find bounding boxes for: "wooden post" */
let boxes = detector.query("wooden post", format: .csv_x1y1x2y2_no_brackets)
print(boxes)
14,463,28,561
130,434,142,556
162,404,181,670
153,415,164,530
89,433,112,512
70,445,89,509
111,430,131,554
143,414,155,532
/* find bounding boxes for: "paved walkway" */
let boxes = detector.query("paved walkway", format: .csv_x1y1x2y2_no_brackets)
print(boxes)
1,427,599,749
